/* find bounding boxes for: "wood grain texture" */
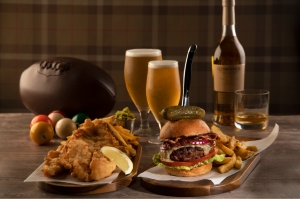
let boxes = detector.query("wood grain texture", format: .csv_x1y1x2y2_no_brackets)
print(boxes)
0,113,300,198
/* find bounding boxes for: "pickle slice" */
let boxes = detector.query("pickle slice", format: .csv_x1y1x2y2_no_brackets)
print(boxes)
160,106,205,121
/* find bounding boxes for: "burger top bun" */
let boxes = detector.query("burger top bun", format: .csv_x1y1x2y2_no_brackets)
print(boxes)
160,119,210,139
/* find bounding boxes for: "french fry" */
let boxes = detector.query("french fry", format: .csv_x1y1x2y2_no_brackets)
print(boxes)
114,126,134,138
122,134,136,141
216,140,234,156
214,157,231,165
105,121,137,158
106,122,128,146
120,133,139,146
113,125,139,146
246,145,258,152
211,125,229,143
127,140,139,146
234,156,242,169
211,125,257,174
234,146,255,160
121,131,138,142
115,145,136,157
228,136,236,150
216,146,225,155
118,127,131,135
100,115,115,124
218,153,236,174
126,144,136,157
236,140,248,149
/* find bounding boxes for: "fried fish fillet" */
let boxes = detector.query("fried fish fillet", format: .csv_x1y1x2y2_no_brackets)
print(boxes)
42,118,132,182
42,145,66,177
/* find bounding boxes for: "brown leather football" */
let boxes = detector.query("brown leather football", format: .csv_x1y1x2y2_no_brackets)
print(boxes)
19,57,116,119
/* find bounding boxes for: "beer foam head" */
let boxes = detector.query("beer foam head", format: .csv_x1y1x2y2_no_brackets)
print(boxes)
148,60,178,68
126,49,161,57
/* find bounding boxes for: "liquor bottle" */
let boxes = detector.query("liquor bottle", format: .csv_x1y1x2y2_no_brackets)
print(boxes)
212,0,245,126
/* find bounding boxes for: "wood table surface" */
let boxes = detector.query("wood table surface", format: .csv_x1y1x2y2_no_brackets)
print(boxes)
0,112,299,198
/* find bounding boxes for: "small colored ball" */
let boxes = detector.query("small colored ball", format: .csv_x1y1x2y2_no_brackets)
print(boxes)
48,110,66,126
30,114,54,128
55,118,77,139
72,113,89,125
30,122,54,145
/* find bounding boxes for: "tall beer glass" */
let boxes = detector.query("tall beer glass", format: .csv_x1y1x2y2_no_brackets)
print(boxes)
124,49,162,136
146,60,181,144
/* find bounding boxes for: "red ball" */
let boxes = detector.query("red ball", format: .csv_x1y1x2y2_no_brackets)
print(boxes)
30,114,54,128
50,110,67,117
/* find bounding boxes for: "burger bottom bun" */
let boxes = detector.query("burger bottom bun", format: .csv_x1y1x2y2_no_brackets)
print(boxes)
164,163,212,177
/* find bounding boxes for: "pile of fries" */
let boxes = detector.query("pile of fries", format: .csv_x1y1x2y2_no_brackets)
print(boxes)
100,115,139,157
211,125,258,174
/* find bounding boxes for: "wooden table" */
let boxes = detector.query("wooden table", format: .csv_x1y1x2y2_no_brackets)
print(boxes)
0,113,299,198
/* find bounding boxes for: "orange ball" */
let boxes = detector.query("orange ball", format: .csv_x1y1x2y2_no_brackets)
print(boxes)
30,114,54,128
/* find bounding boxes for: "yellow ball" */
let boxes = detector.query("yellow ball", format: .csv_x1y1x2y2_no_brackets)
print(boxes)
30,121,54,145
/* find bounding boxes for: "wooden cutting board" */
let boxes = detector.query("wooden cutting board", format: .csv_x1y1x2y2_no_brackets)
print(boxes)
140,153,260,197
37,144,142,195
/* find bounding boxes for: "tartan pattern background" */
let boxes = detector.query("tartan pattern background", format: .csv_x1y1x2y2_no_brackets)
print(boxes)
0,0,299,115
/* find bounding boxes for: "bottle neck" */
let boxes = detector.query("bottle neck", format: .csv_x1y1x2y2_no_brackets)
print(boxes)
222,1,235,25
222,0,236,37
222,25,236,36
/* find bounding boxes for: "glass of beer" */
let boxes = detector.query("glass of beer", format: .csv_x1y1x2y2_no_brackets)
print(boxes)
234,89,269,130
124,49,162,136
146,60,181,144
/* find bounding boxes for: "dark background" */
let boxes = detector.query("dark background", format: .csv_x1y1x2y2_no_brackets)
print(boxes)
0,0,299,115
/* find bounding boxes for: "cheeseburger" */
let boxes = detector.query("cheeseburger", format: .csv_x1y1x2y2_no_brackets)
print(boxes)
153,119,224,177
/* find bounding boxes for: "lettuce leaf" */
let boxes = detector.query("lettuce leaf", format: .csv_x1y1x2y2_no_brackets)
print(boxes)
152,153,225,171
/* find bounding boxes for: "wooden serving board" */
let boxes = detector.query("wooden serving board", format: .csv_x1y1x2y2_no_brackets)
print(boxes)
37,144,142,195
140,153,260,197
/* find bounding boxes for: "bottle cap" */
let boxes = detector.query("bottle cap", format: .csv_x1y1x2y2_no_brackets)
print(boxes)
222,0,235,6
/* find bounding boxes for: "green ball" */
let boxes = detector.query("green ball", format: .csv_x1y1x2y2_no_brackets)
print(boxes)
72,113,89,125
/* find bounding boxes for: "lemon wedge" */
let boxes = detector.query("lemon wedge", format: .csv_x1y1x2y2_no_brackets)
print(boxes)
100,146,133,175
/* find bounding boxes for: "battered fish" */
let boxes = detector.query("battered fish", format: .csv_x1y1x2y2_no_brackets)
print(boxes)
42,118,132,182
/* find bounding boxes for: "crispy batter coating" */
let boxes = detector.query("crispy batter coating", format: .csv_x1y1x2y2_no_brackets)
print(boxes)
41,118,131,182
42,145,66,177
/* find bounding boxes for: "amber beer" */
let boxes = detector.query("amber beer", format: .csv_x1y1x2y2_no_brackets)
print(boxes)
146,60,181,129
124,49,162,111
124,49,162,136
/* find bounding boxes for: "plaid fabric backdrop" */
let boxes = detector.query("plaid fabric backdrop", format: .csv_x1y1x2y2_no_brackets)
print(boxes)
0,0,299,115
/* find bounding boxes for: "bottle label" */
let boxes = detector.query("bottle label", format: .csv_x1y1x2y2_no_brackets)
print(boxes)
213,64,245,92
